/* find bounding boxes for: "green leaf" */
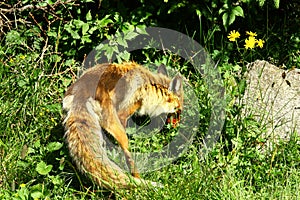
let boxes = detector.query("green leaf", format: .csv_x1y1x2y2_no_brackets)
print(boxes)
46,142,63,152
222,13,229,28
258,0,265,7
88,26,98,34
218,7,226,15
46,0,54,4
47,31,57,37
17,160,30,168
34,140,41,148
229,13,236,25
82,35,92,44
50,175,63,185
31,191,43,199
97,15,114,28
82,23,89,35
274,0,280,8
124,31,139,41
38,2,47,7
117,51,130,63
116,37,128,48
62,78,72,88
17,80,27,87
70,31,80,39
233,65,241,72
86,10,92,21
98,44,119,61
36,161,53,175
73,19,84,28
27,147,35,154
196,9,202,17
105,45,119,61
136,25,148,35
232,6,244,17
239,79,247,94
65,23,80,39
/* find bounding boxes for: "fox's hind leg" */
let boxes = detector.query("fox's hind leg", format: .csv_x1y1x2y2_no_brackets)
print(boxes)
101,106,140,178
117,102,143,178
105,122,140,178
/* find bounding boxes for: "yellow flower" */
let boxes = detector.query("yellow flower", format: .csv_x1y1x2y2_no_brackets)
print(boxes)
256,39,265,48
244,36,256,49
228,30,241,42
20,183,26,188
246,31,257,37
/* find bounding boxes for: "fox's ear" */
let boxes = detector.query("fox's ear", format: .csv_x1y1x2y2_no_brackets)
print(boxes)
157,64,168,76
169,75,182,95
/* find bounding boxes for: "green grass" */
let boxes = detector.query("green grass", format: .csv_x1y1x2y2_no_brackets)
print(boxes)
0,44,300,200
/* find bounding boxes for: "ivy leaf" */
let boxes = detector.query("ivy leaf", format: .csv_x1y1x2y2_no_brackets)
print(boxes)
124,31,139,41
136,25,148,35
116,37,128,48
36,161,53,175
117,51,130,63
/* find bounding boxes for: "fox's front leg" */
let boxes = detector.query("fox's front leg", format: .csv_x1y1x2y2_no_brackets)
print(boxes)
118,101,142,127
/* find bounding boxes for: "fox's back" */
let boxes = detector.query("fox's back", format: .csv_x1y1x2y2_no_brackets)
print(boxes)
65,62,173,106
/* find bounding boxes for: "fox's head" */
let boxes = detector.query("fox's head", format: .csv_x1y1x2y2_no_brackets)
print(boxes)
114,63,184,128
157,65,183,128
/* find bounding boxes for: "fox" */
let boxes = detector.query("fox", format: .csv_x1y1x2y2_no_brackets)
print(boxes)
62,62,183,189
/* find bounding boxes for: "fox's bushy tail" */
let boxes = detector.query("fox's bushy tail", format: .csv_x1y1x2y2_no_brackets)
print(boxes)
63,95,158,189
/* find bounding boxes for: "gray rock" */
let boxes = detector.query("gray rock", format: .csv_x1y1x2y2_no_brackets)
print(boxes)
242,60,300,143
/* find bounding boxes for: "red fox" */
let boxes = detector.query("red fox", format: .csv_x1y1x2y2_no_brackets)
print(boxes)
63,62,183,189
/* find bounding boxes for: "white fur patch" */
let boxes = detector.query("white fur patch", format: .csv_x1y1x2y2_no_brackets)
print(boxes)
62,95,74,111
138,100,177,117
62,95,74,126
86,97,103,122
